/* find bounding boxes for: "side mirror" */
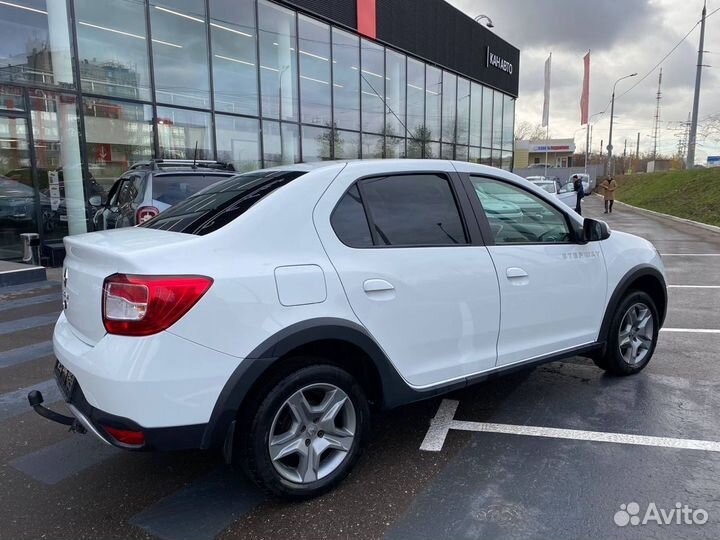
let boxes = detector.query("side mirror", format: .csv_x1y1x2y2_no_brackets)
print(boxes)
583,218,611,242
88,195,102,207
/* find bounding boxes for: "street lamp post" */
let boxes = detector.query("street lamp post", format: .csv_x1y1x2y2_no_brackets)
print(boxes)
474,15,494,28
607,73,637,176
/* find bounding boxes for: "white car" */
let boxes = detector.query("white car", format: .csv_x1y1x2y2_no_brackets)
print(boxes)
30,160,667,499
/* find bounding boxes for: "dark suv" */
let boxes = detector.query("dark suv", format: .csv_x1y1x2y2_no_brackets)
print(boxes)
92,160,237,231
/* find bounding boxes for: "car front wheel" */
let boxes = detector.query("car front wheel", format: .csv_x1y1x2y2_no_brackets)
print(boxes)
239,363,369,499
593,290,659,375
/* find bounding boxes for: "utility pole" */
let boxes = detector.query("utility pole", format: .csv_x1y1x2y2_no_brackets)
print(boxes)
636,132,640,159
687,1,707,168
651,68,663,161
623,138,627,175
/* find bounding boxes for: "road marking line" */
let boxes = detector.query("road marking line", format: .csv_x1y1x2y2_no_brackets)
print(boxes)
668,285,720,289
661,328,720,334
0,312,59,335
422,399,720,453
661,254,720,257
0,292,61,312
0,379,59,422
0,340,53,369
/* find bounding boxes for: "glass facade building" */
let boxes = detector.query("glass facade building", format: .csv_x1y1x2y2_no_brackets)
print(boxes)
0,0,516,262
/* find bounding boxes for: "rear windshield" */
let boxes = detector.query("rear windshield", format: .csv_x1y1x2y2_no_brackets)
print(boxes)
141,169,306,235
151,174,230,206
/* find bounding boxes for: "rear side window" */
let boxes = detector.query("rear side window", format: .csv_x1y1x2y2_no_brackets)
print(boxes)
141,170,306,235
359,174,467,246
331,185,373,247
151,174,229,206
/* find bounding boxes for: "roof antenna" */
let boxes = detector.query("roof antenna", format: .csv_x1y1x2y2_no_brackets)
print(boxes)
192,141,198,169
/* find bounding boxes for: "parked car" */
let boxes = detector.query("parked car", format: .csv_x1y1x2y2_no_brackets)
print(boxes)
528,178,559,195
0,176,53,227
568,173,594,194
92,160,237,230
30,160,667,500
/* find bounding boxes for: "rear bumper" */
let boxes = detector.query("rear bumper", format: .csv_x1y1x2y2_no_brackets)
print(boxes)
52,312,243,434
29,377,207,451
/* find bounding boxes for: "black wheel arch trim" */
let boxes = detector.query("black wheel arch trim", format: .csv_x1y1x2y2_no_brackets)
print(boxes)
598,264,668,346
201,318,423,449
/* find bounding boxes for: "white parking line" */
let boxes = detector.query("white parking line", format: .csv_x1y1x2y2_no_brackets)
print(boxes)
668,285,720,289
661,328,720,334
421,399,720,453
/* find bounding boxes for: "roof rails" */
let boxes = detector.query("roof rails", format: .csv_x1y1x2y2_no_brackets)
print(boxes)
128,159,236,172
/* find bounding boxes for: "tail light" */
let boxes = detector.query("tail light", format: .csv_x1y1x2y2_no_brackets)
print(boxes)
102,425,145,446
136,206,159,224
102,274,213,336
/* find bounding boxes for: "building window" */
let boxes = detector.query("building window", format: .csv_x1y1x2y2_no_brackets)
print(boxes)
481,86,492,149
456,145,469,162
441,142,454,160
75,0,151,101
360,39,384,135
425,66,441,142
492,89,503,149
385,49,405,139
406,58,424,142
456,77,470,147
150,0,210,109
361,133,383,158
298,15,331,127
216,114,260,172
333,129,359,159
156,106,212,159
386,136,405,159
469,82,482,147
82,98,153,191
30,91,88,240
332,28,359,131
262,120,299,166
0,0,75,88
441,71,456,143
503,94,515,151
469,146,480,164
302,125,332,161
258,0,298,121
210,0,258,116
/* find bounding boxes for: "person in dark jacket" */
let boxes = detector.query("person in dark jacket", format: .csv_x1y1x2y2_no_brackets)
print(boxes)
572,174,584,215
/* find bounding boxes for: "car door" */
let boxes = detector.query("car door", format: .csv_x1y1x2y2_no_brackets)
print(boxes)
465,174,607,367
557,181,577,208
106,173,145,228
314,162,501,388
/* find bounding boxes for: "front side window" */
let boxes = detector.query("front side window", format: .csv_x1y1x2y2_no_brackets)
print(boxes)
360,174,467,246
470,177,571,245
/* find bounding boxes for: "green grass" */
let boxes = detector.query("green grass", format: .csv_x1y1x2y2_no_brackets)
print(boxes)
610,168,720,227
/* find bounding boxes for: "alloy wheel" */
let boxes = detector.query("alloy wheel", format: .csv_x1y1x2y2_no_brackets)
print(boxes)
268,383,356,484
618,302,655,365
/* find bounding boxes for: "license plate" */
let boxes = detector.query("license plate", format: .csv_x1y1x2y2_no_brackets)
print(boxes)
54,360,76,400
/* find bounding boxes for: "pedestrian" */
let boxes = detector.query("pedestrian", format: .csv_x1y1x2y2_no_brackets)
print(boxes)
572,174,584,215
600,176,617,213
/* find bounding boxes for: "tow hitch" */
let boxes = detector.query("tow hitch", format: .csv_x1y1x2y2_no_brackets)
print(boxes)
27,390,86,434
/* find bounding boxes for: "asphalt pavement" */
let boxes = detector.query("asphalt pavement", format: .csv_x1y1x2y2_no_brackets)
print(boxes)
1,194,719,539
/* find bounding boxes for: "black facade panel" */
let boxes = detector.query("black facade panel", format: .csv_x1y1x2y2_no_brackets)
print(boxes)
282,0,357,28
375,0,519,96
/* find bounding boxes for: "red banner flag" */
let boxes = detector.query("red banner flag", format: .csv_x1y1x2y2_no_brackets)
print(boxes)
580,51,590,125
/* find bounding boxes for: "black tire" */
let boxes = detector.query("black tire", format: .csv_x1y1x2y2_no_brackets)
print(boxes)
238,361,370,500
593,290,659,375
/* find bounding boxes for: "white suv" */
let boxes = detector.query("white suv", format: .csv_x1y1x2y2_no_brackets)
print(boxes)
30,160,667,499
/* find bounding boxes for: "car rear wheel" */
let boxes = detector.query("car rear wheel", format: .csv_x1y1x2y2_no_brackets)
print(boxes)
593,290,659,375
239,362,369,499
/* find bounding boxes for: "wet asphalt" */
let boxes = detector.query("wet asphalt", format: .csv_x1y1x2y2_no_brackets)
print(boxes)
1,194,719,539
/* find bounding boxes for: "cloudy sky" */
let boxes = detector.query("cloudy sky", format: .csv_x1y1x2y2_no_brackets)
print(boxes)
448,0,720,162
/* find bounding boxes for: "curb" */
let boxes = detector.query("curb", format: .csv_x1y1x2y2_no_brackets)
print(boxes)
592,194,720,235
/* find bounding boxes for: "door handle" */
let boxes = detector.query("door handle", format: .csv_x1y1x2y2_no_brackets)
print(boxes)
506,267,529,279
363,279,395,293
